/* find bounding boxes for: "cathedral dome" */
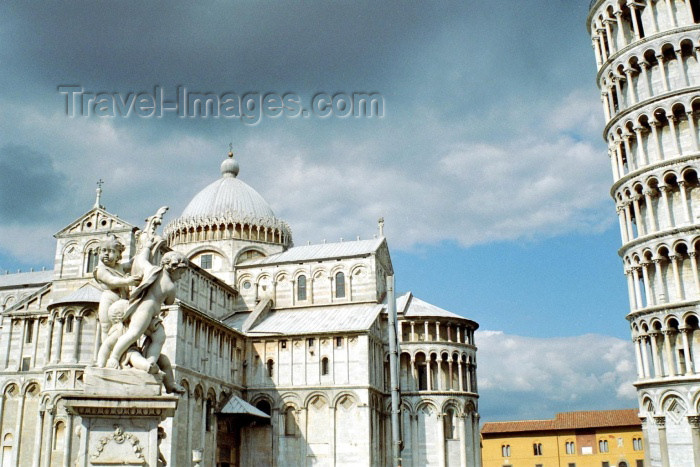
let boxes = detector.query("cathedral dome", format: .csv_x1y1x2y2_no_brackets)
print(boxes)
165,151,292,247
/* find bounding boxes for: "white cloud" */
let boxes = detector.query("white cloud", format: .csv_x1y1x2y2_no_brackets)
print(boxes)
476,330,637,421
0,89,613,265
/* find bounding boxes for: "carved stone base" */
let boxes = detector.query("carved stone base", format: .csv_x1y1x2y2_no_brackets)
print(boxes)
84,366,163,397
64,395,178,466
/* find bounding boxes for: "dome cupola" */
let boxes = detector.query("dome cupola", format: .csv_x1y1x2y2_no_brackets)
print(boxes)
165,150,292,248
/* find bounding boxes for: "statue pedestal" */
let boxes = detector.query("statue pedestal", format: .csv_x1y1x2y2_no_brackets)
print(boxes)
64,368,178,466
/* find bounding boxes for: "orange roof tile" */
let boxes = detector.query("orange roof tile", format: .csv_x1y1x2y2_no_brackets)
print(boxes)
481,409,641,435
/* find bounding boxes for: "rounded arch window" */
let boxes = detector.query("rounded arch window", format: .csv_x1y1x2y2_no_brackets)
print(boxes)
335,272,346,298
297,275,307,301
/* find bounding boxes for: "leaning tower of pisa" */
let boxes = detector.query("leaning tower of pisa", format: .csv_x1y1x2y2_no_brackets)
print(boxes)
588,1,700,465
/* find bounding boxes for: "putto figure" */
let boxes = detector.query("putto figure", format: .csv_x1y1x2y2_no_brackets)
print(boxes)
94,207,186,394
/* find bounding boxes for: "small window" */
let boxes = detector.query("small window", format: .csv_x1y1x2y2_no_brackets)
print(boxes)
243,281,251,290
307,338,315,347
568,464,576,467
501,444,511,457
284,407,298,436
566,441,575,454
20,357,30,372
65,315,74,333
267,359,274,378
297,275,307,301
633,437,643,451
533,443,542,456
86,249,99,273
335,272,345,298
599,439,609,453
209,287,214,310
602,462,610,467
200,254,212,269
321,357,329,375
281,340,287,349
190,278,196,301
205,399,212,432
336,337,343,348
25,319,34,344
443,409,456,439
636,460,644,467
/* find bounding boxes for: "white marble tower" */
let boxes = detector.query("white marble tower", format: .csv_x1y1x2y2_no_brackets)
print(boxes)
588,1,700,465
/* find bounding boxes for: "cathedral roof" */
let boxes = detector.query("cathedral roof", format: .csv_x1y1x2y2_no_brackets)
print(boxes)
243,238,385,265
49,283,102,308
397,292,471,321
225,302,383,335
0,270,53,289
165,151,292,242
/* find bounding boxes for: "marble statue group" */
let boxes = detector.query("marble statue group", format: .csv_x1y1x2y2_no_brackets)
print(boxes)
93,206,186,394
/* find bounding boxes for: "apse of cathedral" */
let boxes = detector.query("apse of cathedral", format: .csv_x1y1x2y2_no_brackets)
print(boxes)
0,151,479,466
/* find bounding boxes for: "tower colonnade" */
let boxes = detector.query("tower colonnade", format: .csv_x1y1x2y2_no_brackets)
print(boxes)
590,1,700,466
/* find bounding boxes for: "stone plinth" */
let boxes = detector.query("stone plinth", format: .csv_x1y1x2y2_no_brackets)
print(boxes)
65,389,177,466
83,366,164,397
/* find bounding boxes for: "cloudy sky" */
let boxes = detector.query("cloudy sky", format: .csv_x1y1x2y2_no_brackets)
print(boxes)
0,1,637,421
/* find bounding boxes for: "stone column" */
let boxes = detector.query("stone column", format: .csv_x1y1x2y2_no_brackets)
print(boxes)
52,318,64,364
690,252,700,297
63,414,73,467
643,189,657,232
458,361,464,391
676,48,690,87
2,318,12,369
668,116,682,156
610,150,620,180
681,326,695,374
411,414,419,467
664,0,677,26
411,358,418,392
16,319,26,371
31,406,44,467
437,413,446,467
424,321,429,341
435,321,440,341
71,316,83,363
688,111,700,152
624,68,638,104
31,319,40,366
12,392,25,466
427,361,433,391
633,127,647,165
473,413,481,467
602,92,612,121
628,3,641,39
640,335,651,377
655,416,670,467
458,414,467,467
650,120,663,161
663,330,677,376
618,206,629,243
670,254,684,300
640,61,653,97
626,270,638,310
592,36,603,66
657,54,670,91
689,415,700,467
634,337,645,378
615,139,626,176
632,267,644,307
624,203,635,239
42,406,54,467
410,321,415,341
597,28,609,61
603,19,616,54
679,180,691,224
659,185,673,228
641,262,654,306
649,331,662,378
614,10,626,48
614,76,626,109
633,195,645,236
653,258,668,303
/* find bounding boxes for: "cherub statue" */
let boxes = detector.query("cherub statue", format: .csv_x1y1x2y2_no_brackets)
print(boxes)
93,234,142,344
94,207,186,394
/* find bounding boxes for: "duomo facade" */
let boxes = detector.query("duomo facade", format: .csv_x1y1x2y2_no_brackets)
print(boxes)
588,0,700,465
0,152,480,466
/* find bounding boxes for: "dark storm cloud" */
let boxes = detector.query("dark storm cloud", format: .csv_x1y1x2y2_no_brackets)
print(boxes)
0,144,69,223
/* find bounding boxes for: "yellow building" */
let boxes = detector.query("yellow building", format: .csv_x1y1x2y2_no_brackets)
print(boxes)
481,409,645,467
